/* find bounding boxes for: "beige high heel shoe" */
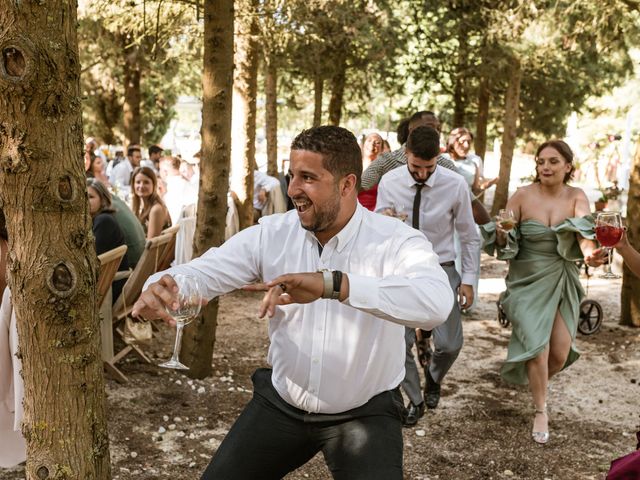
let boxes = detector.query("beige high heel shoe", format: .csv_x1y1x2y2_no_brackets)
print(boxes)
532,406,549,445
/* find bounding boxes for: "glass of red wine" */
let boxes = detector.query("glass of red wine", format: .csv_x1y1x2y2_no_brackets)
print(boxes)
595,212,623,279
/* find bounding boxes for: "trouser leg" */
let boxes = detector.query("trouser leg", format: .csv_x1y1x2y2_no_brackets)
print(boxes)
429,265,463,384
400,326,423,405
321,390,404,480
200,390,318,479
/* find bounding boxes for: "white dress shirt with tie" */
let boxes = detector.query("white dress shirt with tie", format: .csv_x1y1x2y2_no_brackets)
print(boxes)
375,164,481,286
145,204,452,414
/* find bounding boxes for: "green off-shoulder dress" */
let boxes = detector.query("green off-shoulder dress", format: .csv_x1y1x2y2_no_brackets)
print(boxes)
481,216,595,385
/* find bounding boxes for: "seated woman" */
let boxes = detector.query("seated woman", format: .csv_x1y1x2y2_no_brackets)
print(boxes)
0,209,26,468
482,140,602,445
130,166,171,239
86,153,111,187
87,179,130,302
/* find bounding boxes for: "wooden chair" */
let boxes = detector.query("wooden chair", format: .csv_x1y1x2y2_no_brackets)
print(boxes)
105,231,176,382
156,224,179,272
96,245,128,383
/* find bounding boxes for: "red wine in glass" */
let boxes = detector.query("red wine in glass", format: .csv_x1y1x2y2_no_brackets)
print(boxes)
595,212,623,279
595,226,623,247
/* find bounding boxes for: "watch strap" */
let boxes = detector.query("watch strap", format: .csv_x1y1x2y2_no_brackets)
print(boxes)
320,270,333,299
331,271,342,299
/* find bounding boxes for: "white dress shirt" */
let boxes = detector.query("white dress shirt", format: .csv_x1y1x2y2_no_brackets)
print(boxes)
253,170,282,210
109,158,134,189
145,204,452,414
375,164,481,286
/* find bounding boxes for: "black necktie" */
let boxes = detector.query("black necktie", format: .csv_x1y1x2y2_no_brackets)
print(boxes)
412,183,424,230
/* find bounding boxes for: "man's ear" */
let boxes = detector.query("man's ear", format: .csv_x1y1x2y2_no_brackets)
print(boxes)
340,173,357,197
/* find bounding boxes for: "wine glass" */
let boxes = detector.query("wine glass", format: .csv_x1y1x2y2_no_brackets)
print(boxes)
392,203,408,222
595,212,623,279
497,209,517,254
159,274,203,370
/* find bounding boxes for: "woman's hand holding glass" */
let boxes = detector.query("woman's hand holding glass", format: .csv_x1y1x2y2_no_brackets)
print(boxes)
496,208,517,253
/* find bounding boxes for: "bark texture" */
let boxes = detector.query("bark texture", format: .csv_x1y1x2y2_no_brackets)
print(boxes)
181,0,234,378
327,53,346,126
475,75,490,160
491,56,521,216
620,142,640,327
313,75,323,127
265,60,278,177
0,1,110,478
122,34,142,146
231,0,259,230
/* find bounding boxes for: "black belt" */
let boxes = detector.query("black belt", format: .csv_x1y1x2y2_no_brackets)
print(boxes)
440,261,455,267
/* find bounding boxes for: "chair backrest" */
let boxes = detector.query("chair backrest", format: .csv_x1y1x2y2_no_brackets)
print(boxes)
156,224,180,271
112,230,175,322
96,245,128,308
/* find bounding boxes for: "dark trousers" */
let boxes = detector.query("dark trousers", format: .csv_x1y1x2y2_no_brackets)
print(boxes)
201,368,405,480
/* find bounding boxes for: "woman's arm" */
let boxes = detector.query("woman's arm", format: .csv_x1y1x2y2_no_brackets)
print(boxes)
146,204,166,239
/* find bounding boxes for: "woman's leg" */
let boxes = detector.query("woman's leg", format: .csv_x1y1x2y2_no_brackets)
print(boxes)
526,345,549,439
547,310,572,378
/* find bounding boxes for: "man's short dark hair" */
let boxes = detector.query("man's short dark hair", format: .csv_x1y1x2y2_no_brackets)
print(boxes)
406,126,441,160
291,126,362,188
149,145,163,156
408,110,440,132
396,118,410,145
127,145,141,158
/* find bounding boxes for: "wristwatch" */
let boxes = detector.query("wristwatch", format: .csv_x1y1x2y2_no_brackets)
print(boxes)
318,269,342,299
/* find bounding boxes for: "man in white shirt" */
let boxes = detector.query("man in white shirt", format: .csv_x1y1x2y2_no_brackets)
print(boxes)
376,126,481,425
253,169,282,221
159,156,198,225
109,145,141,190
133,126,453,480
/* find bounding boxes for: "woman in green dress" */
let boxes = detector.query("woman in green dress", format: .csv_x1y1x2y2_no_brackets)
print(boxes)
482,140,603,445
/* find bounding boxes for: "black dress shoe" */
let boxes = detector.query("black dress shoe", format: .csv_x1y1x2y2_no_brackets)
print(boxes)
403,401,425,427
424,371,441,409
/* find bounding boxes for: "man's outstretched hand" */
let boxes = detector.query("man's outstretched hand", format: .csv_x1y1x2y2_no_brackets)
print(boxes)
243,272,332,318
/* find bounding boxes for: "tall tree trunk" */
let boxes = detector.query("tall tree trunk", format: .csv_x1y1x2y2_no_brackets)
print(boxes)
231,0,259,230
313,74,323,127
620,142,640,327
0,1,110,478
265,59,278,177
122,35,142,146
491,56,522,216
327,53,346,126
181,0,234,378
475,75,490,160
452,24,469,128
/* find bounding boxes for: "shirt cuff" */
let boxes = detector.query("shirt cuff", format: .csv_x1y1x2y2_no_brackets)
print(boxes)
342,273,379,310
461,273,477,286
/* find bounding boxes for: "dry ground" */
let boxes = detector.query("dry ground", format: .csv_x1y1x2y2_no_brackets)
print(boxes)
2,254,639,480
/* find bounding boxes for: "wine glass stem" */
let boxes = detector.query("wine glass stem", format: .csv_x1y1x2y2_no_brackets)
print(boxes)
170,322,185,362
606,248,613,275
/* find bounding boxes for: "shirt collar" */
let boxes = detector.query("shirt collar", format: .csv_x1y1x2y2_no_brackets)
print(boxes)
305,202,363,254
402,162,440,189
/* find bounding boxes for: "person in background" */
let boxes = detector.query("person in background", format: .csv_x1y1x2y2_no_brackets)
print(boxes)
481,140,601,444
110,145,142,190
0,209,26,469
357,132,384,211
444,127,497,196
147,145,163,172
130,166,171,239
160,156,198,225
110,193,146,268
86,179,130,301
86,153,111,187
253,169,282,222
382,139,391,153
133,125,452,479
376,126,480,426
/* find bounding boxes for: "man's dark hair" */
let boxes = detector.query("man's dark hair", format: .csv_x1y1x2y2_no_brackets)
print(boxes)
148,145,163,156
408,110,440,133
406,126,441,160
291,126,362,188
396,118,410,145
127,145,141,158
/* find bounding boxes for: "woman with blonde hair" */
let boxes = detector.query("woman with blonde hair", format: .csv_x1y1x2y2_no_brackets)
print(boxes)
130,166,171,239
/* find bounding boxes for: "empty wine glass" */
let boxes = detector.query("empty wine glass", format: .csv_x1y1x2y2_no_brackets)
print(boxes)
159,274,203,370
595,212,623,279
497,208,517,254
